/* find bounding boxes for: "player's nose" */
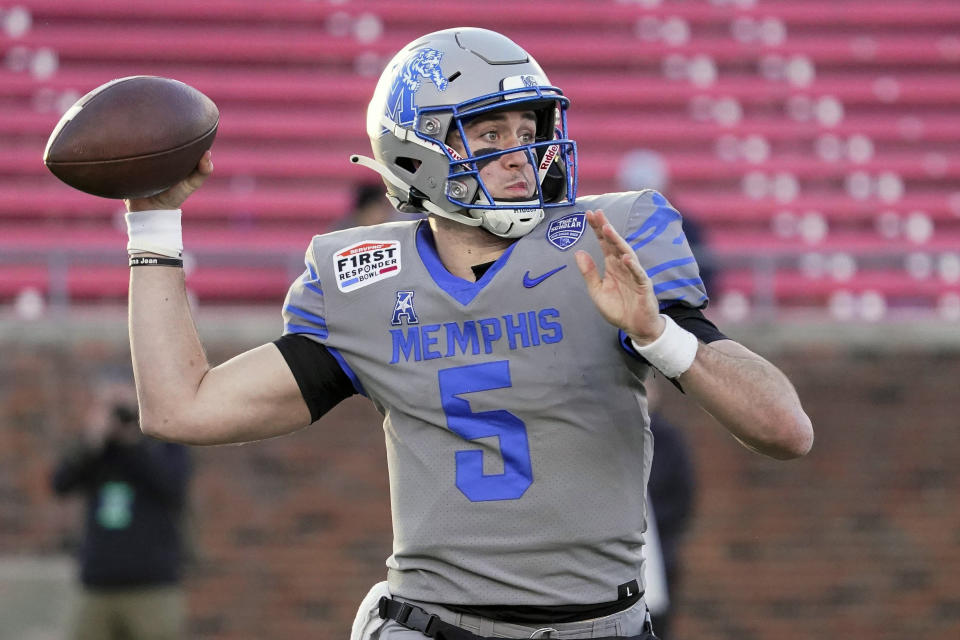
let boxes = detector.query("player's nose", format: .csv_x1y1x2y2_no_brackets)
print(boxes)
500,146,531,169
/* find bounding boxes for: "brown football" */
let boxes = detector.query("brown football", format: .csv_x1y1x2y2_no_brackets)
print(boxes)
43,76,219,199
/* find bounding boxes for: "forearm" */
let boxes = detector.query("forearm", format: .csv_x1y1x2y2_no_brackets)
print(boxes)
677,339,813,459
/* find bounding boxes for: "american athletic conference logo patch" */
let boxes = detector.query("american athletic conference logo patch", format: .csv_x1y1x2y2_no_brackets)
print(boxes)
546,212,586,250
333,241,401,293
390,291,419,325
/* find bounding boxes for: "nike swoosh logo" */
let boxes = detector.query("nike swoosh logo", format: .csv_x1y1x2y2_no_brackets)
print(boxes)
523,265,567,288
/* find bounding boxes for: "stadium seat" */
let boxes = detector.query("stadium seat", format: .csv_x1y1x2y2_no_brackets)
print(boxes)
3,0,958,312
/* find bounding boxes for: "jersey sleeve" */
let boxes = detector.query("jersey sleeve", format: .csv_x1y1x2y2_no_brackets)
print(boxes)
622,190,709,311
280,238,366,397
281,238,329,341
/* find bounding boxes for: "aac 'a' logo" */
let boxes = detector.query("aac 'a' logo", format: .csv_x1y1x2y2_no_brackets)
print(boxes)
333,240,401,293
383,47,448,134
546,212,586,250
390,290,419,326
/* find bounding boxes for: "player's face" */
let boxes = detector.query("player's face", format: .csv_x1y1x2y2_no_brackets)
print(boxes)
448,110,538,201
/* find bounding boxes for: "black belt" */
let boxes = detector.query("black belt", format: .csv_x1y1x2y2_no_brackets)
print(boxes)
377,597,658,640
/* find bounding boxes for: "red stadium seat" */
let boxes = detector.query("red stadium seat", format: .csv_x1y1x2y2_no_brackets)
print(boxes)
16,0,960,29
3,0,958,311
718,268,960,308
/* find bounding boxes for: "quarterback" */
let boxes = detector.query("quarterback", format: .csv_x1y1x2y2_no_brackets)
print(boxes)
124,28,812,640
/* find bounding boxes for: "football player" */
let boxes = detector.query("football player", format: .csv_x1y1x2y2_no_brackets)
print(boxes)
124,28,812,640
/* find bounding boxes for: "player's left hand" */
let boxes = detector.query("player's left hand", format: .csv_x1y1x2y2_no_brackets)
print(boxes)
574,209,665,344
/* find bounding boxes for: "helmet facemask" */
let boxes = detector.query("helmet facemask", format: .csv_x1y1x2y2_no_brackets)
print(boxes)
428,94,577,238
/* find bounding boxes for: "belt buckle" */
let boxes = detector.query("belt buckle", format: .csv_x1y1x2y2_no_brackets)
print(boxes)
394,601,441,637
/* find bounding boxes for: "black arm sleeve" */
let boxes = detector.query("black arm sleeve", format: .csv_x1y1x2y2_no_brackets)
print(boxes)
663,304,728,343
273,335,357,423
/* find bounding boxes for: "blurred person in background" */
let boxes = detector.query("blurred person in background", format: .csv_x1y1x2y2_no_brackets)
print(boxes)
51,386,192,640
121,28,811,640
643,378,697,639
333,182,406,230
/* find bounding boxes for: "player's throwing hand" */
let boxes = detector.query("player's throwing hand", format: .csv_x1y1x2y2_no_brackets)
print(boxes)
575,209,665,345
125,151,214,213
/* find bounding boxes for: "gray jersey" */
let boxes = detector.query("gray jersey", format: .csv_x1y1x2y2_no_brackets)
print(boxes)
282,190,707,606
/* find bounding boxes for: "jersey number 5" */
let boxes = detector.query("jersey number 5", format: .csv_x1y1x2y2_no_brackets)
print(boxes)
438,361,533,502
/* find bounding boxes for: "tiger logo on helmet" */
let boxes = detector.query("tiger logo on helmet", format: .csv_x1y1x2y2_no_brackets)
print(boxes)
384,48,449,132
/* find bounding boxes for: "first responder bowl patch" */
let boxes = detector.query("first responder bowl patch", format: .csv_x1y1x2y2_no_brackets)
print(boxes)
333,240,401,292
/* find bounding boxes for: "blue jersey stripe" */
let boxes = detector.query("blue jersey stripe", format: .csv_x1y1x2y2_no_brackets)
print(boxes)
617,329,643,361
284,323,329,339
327,346,366,397
645,256,696,278
625,192,682,250
653,278,703,296
298,267,324,296
284,305,328,329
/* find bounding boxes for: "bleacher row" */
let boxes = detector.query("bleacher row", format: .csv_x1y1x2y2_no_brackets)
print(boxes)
2,0,959,318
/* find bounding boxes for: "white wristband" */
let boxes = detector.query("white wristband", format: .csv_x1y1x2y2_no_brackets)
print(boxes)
630,314,699,379
125,209,183,257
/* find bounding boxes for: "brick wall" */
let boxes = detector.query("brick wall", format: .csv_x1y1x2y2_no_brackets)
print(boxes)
657,344,960,640
2,335,958,639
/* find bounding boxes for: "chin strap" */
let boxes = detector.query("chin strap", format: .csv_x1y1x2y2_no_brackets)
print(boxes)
349,154,482,227
472,191,543,238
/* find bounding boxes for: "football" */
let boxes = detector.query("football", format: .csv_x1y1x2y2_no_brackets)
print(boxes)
43,76,219,199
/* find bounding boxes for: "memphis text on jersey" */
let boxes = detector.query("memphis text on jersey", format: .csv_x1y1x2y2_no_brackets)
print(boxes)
389,308,563,364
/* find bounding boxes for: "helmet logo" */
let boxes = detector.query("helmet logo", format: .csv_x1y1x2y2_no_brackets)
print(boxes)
386,48,448,129
520,75,539,87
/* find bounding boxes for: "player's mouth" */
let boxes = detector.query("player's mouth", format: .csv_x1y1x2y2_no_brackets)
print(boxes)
503,180,532,196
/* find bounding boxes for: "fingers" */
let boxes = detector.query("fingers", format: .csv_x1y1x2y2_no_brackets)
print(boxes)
574,249,601,291
584,209,611,249
622,253,648,286
181,150,214,192
191,150,214,181
585,209,649,286
586,209,628,257
125,151,214,212
199,150,213,174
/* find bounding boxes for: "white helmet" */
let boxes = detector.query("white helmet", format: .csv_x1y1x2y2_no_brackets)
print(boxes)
351,27,577,238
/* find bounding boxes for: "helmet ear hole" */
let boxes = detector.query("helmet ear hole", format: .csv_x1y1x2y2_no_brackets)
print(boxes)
395,157,422,174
